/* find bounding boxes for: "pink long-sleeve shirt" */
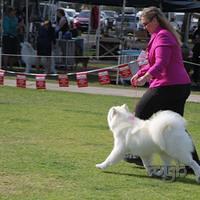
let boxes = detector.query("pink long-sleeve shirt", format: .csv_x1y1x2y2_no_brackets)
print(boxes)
137,26,191,88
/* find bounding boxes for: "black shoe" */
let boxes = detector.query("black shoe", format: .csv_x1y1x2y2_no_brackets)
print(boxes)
185,166,194,174
124,154,143,166
185,160,200,175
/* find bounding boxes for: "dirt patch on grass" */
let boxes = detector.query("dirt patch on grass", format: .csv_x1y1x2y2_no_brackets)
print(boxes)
0,172,66,197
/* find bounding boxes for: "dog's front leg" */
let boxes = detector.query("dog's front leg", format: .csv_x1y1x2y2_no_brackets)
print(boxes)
96,139,126,170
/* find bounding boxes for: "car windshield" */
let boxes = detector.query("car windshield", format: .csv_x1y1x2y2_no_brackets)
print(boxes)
67,11,75,17
104,11,116,17
116,15,136,22
175,14,184,21
78,11,90,18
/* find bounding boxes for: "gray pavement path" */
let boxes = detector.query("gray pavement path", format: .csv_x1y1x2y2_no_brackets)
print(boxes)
4,79,200,103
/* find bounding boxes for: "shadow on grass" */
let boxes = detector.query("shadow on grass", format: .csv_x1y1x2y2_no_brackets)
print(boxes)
102,170,200,185
103,170,148,179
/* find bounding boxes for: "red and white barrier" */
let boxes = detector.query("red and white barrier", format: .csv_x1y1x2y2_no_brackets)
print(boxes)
0,60,139,90
36,74,46,89
98,70,110,85
76,73,88,87
0,70,5,85
118,64,132,78
16,74,26,88
58,74,69,87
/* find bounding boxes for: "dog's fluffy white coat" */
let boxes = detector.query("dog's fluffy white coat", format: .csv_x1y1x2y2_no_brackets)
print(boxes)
96,104,200,183
20,42,56,73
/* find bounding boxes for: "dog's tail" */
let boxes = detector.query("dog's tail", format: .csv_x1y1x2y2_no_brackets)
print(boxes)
149,111,189,151
151,124,172,151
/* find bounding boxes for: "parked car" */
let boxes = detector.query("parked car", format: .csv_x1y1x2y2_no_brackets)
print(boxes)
73,10,90,32
62,8,76,28
64,8,76,21
173,12,185,31
39,2,58,22
100,11,108,32
73,10,107,33
190,15,199,32
169,12,198,35
39,3,71,27
102,10,118,30
115,14,138,36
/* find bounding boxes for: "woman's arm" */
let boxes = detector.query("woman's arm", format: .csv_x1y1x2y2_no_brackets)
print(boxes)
137,64,151,77
147,45,172,78
131,46,172,86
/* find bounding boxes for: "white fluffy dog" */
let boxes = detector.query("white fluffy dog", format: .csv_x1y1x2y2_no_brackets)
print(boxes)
96,104,200,183
20,42,37,73
20,42,56,73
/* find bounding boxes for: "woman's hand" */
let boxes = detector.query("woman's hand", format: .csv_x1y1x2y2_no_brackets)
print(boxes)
130,74,139,87
131,73,152,87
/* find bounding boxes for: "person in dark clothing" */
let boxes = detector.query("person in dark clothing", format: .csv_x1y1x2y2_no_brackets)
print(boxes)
56,8,70,39
37,20,56,73
191,20,200,84
2,7,18,69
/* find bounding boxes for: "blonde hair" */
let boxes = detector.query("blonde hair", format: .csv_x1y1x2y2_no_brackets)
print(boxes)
141,7,182,46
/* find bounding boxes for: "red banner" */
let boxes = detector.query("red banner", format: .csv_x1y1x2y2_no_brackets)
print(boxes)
0,70,5,85
16,74,26,88
76,73,88,87
118,64,132,78
36,74,46,89
58,74,69,87
98,70,110,84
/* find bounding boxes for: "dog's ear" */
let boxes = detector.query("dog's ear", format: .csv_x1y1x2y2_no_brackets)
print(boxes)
111,107,117,117
108,107,117,124
122,104,129,111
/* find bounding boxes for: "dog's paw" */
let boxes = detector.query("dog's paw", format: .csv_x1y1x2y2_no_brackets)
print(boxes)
147,168,164,177
153,169,164,177
96,163,107,170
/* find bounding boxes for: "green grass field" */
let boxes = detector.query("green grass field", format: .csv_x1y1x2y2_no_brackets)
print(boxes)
0,86,200,200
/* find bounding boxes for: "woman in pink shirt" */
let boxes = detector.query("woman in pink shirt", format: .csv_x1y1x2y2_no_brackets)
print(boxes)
125,7,200,172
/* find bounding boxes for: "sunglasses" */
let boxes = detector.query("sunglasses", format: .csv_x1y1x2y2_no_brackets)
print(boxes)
141,17,154,27
142,21,151,27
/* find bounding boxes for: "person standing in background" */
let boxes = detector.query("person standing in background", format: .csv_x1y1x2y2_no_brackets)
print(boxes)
2,7,18,69
56,8,70,39
37,20,56,74
16,8,25,43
